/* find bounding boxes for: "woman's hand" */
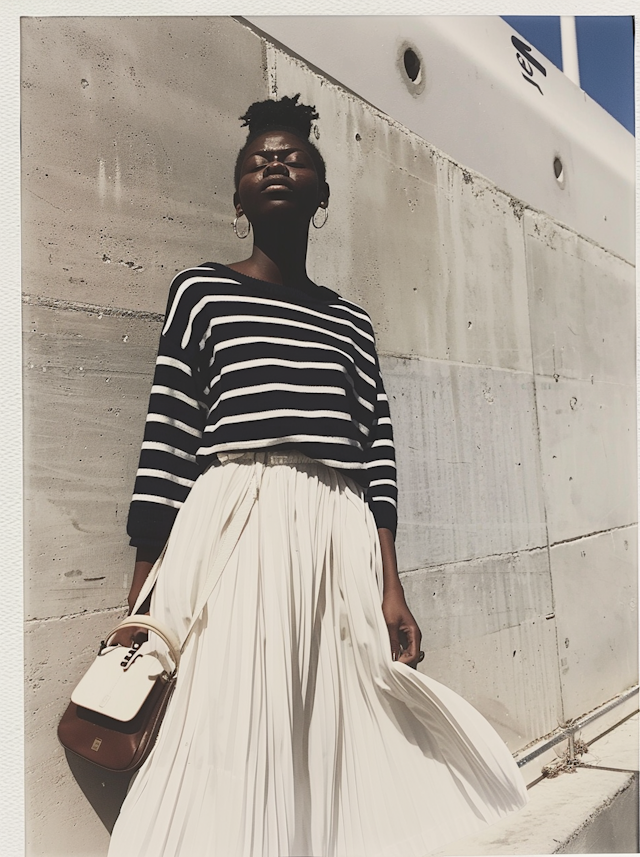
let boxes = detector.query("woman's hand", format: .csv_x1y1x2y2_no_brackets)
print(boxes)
382,590,422,668
378,527,423,668
109,622,149,649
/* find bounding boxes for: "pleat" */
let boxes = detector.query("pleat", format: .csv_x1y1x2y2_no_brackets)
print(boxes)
108,456,527,857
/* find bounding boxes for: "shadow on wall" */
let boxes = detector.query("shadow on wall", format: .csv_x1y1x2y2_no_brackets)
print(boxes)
64,752,133,833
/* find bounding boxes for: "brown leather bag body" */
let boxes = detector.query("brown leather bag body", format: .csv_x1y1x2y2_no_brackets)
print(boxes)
58,672,176,772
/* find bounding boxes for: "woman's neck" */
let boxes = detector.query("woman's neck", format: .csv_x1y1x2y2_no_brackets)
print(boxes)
228,228,315,290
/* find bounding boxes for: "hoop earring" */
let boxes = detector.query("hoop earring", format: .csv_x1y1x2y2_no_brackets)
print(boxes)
233,214,251,239
312,206,329,229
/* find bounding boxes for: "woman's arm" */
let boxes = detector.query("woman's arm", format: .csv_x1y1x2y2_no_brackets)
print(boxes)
110,547,163,648
378,527,422,668
127,545,163,613
127,271,207,553
362,346,421,666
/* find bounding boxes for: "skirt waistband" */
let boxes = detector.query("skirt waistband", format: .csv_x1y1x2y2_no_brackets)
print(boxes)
217,450,317,467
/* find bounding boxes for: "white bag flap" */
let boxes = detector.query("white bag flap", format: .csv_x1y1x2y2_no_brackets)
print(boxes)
71,646,168,722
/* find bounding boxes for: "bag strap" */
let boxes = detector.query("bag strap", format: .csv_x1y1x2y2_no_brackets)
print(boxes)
116,455,263,659
180,458,261,650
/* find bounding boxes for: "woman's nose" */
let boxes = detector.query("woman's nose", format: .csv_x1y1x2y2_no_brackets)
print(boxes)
263,160,289,176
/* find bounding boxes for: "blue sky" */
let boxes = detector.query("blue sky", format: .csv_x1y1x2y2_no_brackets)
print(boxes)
501,16,635,135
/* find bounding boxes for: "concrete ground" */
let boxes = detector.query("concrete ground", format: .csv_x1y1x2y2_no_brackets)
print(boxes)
434,713,639,855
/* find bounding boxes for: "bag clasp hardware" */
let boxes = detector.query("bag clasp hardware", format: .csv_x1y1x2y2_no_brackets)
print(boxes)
120,645,143,671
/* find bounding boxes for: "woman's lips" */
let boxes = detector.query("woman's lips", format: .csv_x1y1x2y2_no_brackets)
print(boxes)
261,177,293,192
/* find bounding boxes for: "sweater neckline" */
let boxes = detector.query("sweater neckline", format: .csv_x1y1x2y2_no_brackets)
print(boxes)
202,262,340,305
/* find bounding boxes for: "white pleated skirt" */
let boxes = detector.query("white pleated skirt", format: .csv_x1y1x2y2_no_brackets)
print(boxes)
108,451,527,857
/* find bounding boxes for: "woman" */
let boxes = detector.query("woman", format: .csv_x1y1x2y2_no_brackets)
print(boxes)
108,95,527,857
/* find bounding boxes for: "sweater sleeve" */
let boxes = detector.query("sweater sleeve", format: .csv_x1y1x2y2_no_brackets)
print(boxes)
126,281,206,549
364,359,398,537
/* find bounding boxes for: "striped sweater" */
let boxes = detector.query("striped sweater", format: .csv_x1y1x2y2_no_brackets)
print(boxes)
127,263,397,548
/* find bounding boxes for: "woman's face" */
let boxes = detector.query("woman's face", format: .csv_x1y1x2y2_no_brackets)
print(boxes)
234,130,328,226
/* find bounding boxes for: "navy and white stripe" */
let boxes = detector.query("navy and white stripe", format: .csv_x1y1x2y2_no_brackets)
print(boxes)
127,263,397,548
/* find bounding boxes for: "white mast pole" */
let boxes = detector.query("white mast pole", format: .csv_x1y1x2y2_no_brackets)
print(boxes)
560,16,581,87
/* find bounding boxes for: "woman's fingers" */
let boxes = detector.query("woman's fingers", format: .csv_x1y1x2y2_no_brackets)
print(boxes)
109,615,150,649
109,628,147,649
382,592,422,668
387,625,401,661
109,627,148,648
397,620,421,667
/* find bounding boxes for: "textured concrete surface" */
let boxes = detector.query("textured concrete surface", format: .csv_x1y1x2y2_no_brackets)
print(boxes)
525,208,637,547
535,375,637,544
436,713,639,855
383,356,547,569
25,610,126,856
525,211,636,386
559,776,638,854
23,301,160,619
22,16,636,856
22,16,267,315
550,527,638,722
403,547,563,750
268,44,534,373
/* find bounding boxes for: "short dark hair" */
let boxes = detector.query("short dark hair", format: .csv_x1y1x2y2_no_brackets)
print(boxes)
234,94,327,190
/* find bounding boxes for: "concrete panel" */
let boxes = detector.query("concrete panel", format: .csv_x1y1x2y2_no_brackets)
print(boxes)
23,301,161,618
269,45,533,372
402,548,562,750
525,211,635,385
21,17,268,313
550,526,638,721
380,355,547,570
536,376,636,544
26,610,125,856
525,211,636,384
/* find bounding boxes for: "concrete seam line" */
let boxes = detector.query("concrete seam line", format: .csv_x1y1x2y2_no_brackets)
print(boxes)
377,350,535,377
523,209,634,266
400,545,551,576
534,373,635,387
22,293,164,322
25,606,125,625
549,523,637,549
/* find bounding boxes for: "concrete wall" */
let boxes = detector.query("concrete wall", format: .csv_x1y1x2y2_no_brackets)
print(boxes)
22,17,637,855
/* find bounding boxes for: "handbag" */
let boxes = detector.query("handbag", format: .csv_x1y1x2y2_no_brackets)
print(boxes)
57,616,181,772
58,457,263,773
